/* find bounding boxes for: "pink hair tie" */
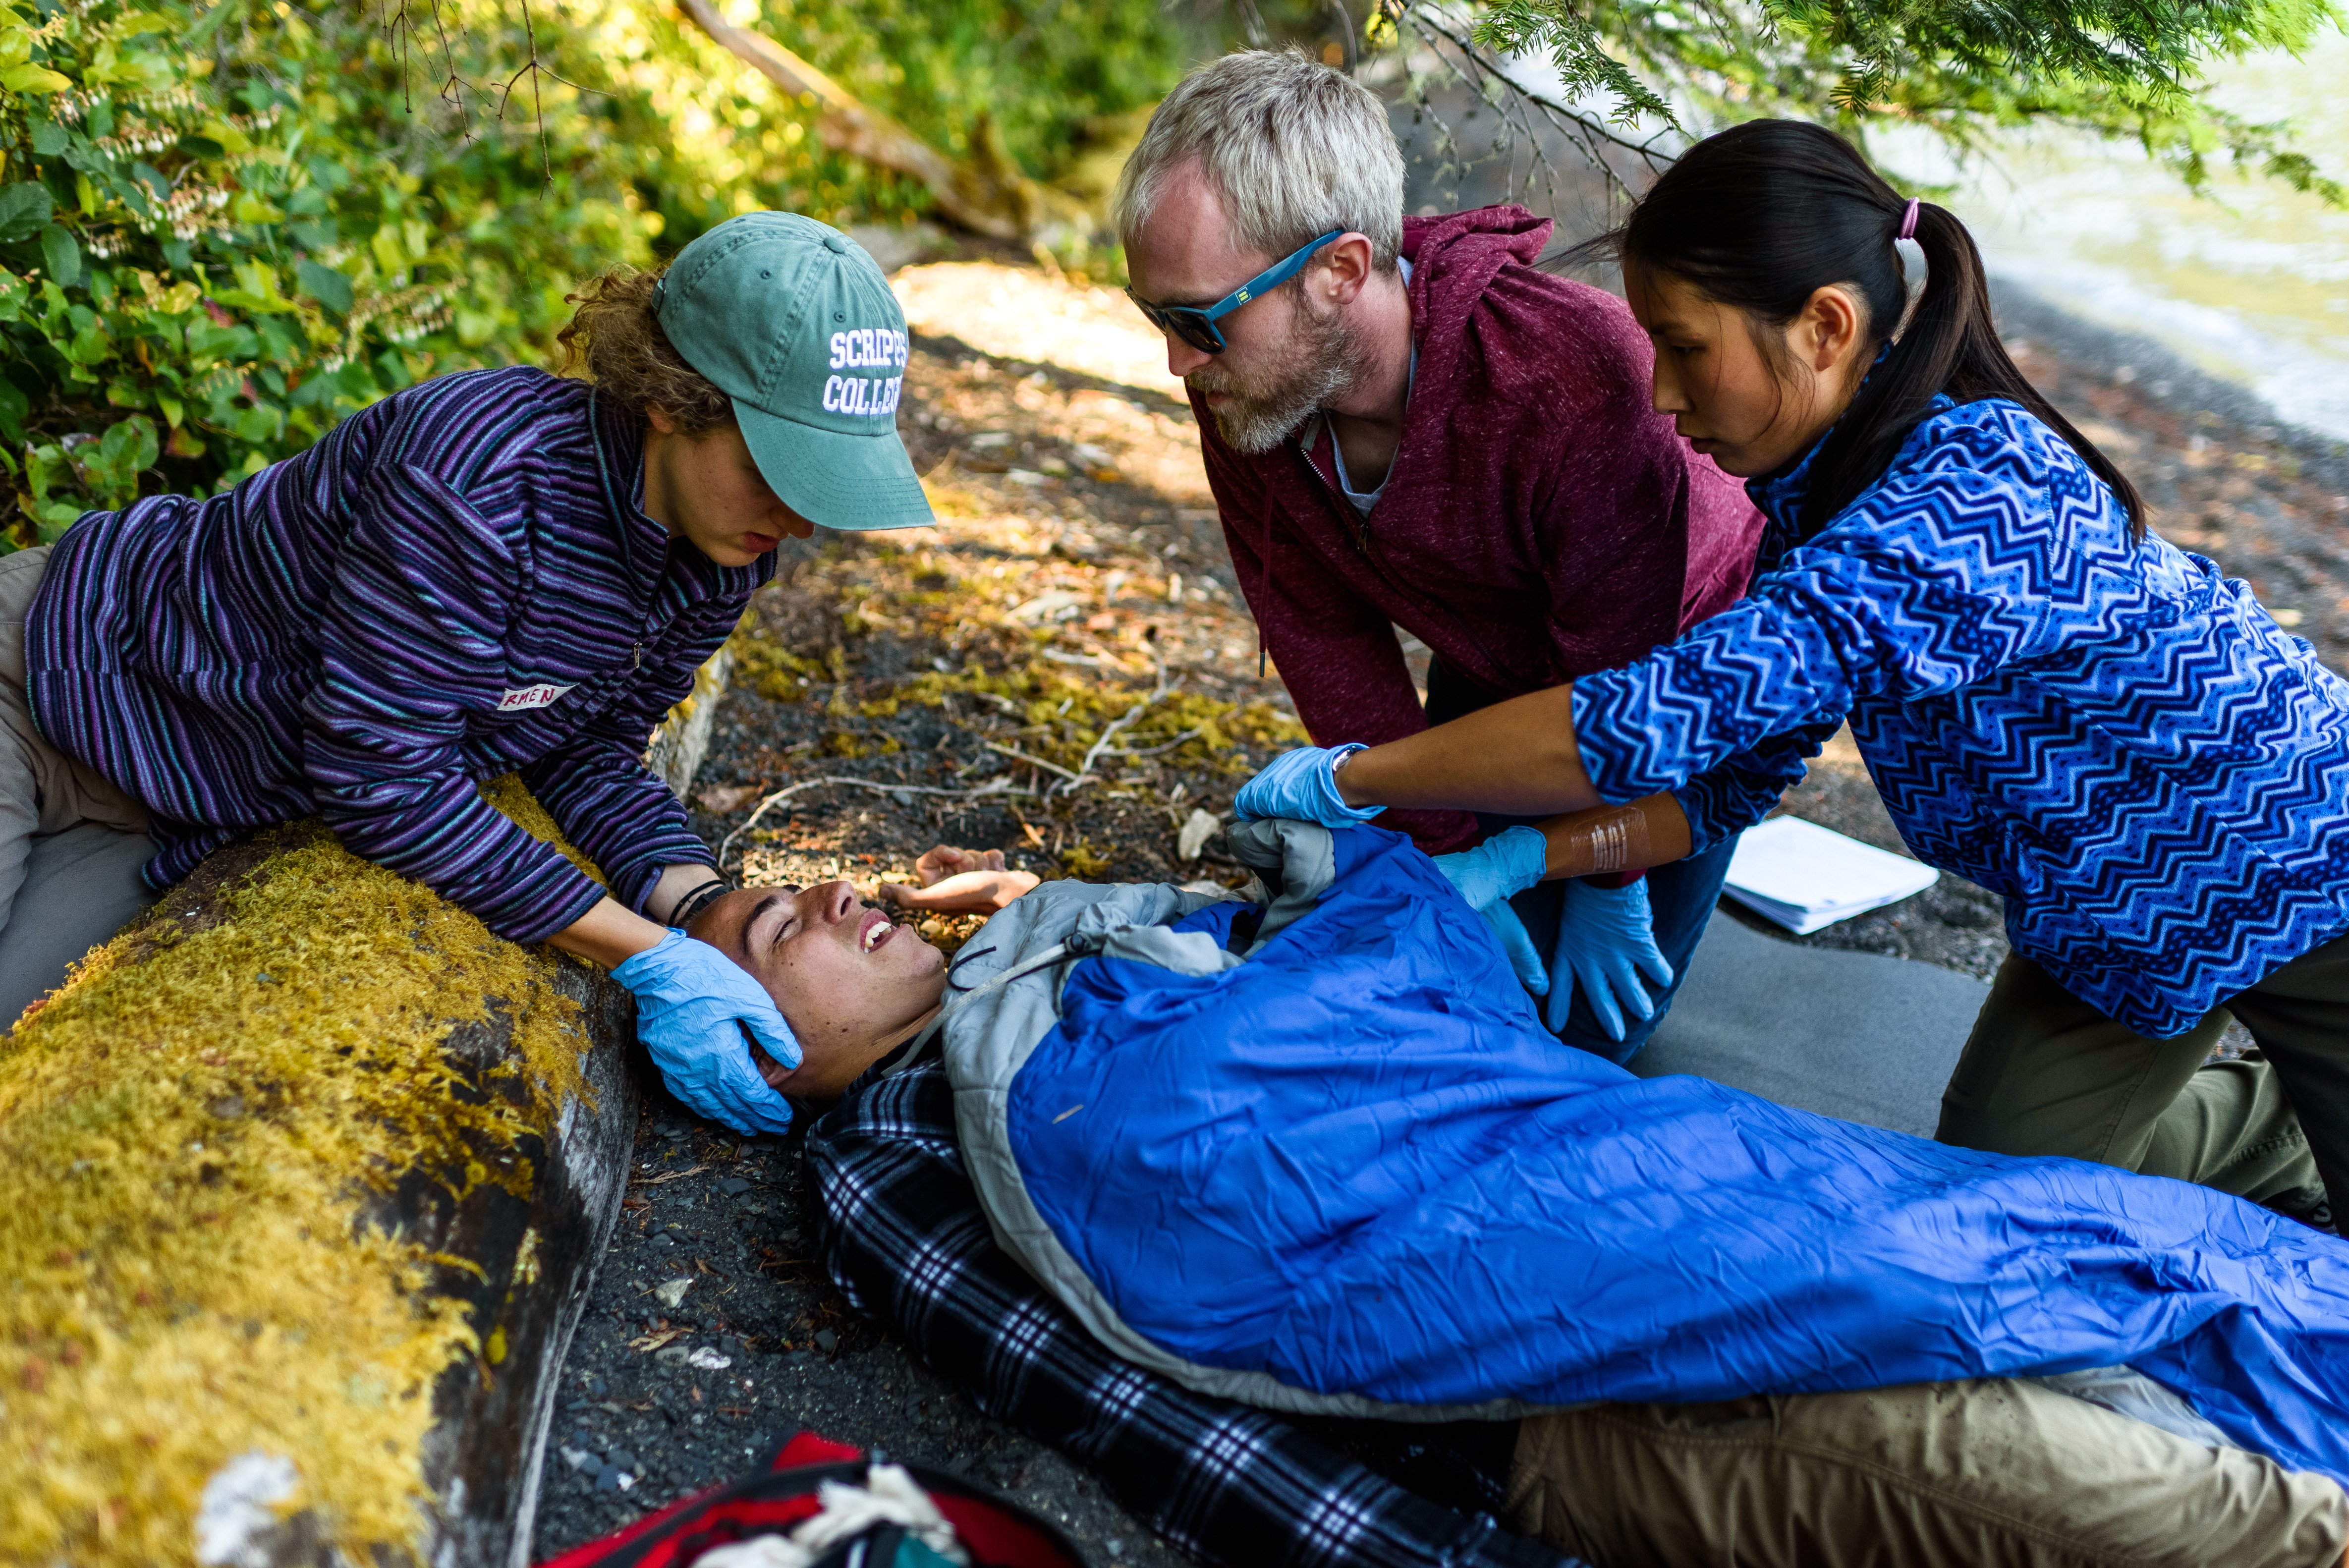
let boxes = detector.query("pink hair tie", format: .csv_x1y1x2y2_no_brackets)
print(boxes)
1897,198,1921,241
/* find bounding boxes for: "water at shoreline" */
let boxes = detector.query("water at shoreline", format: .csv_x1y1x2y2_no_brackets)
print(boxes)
1885,30,2349,440
1398,30,2349,440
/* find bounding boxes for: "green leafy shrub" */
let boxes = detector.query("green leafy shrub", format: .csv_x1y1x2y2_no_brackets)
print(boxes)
0,0,1184,547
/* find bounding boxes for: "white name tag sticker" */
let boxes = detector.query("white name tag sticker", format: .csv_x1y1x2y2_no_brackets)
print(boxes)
497,681,575,713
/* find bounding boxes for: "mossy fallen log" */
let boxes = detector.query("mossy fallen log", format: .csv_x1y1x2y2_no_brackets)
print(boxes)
644,638,735,799
0,779,637,1568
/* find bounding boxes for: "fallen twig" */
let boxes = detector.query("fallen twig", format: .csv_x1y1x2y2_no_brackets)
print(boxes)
631,1165,710,1187
1105,726,1203,759
1053,651,1175,799
985,742,1082,781
718,775,1035,869
1068,697,1151,786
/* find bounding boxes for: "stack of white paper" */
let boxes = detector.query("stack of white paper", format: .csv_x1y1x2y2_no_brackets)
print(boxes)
1723,816,1940,935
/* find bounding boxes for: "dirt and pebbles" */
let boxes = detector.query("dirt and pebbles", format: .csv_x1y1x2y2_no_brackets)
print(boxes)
531,258,2347,1562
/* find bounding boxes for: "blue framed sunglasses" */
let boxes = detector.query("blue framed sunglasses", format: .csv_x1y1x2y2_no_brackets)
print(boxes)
1125,229,1347,354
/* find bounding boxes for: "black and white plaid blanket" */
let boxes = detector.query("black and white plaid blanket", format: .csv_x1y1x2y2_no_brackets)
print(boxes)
805,1048,1583,1568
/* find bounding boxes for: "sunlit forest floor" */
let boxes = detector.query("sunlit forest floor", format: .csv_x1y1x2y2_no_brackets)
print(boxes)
531,258,2341,1559
697,266,1310,928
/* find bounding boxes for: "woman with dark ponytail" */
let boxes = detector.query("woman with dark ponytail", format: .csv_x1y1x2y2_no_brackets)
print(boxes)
1234,119,2349,1225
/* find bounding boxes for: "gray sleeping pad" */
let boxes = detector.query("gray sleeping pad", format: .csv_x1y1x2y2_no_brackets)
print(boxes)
1636,913,1989,1138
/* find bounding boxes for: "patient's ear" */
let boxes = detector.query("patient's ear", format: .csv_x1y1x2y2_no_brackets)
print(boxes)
747,1037,840,1120
748,1036,838,1103
748,1038,792,1090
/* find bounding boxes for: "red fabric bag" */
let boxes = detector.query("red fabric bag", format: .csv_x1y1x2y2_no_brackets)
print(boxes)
536,1433,1088,1568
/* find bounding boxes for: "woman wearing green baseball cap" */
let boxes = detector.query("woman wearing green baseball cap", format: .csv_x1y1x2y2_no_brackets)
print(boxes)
0,212,931,1134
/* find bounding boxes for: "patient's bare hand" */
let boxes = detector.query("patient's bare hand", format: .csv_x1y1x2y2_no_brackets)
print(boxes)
912,845,1007,886
877,845,1037,914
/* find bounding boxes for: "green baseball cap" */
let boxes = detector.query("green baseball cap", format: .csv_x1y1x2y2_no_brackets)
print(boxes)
653,212,933,531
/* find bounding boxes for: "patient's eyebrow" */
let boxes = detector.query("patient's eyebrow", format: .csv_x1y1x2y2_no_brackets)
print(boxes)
738,893,788,959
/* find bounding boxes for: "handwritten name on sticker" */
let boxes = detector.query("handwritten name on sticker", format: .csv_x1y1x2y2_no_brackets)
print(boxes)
497,682,575,713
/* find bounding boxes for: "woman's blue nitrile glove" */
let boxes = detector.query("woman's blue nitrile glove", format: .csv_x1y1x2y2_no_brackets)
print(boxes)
613,930,801,1136
1232,743,1385,827
1545,878,1676,1042
1433,825,1550,994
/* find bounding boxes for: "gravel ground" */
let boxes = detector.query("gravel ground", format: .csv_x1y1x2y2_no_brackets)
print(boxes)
526,1099,1191,1568
532,259,2341,1562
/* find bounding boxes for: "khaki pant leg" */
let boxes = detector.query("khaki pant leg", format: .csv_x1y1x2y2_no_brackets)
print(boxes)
0,822,155,1026
2226,930,2349,1218
0,545,146,836
1936,951,2319,1206
1508,1378,2349,1568
0,546,154,1024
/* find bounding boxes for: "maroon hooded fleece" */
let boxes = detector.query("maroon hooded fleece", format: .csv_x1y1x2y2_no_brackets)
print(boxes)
1199,206,1765,852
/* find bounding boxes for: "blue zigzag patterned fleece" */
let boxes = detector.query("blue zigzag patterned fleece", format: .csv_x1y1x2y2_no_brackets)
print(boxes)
1573,396,2349,1037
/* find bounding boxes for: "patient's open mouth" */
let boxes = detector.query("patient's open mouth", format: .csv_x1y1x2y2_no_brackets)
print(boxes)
859,909,893,953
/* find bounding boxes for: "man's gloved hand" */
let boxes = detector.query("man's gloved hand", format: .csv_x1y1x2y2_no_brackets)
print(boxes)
1433,825,1550,995
1546,878,1675,1042
1233,744,1385,827
613,930,801,1136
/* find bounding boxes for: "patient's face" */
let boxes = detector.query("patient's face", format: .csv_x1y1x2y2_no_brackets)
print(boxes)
689,881,948,1098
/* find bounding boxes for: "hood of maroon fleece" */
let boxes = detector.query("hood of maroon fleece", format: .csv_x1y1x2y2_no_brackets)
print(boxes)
1399,204,1554,271
1397,205,1556,405
1400,205,1553,322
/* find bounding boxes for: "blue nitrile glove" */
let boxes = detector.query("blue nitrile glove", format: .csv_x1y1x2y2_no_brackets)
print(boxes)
1433,825,1550,994
1233,743,1385,826
613,930,801,1136
1545,878,1676,1042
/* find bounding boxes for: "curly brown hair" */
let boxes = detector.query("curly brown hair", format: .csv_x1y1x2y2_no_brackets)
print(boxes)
555,267,734,433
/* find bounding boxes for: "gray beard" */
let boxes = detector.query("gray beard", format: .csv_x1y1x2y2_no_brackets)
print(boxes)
1191,292,1366,455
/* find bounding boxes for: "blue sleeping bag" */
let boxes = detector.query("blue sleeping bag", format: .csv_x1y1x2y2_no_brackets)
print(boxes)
940,821,2349,1484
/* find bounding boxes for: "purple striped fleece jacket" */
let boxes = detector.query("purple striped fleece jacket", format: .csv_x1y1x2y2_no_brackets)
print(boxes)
24,365,771,942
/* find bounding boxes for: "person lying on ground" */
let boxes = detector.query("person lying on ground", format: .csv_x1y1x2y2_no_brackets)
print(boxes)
687,829,2349,1568
684,861,1576,1568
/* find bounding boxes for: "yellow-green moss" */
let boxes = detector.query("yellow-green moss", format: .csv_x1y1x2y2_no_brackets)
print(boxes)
729,623,826,702
1058,838,1112,879
0,779,604,1567
888,658,1305,775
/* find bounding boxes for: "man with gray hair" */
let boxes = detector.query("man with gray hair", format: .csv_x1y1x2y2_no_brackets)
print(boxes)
1116,50,1764,1062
